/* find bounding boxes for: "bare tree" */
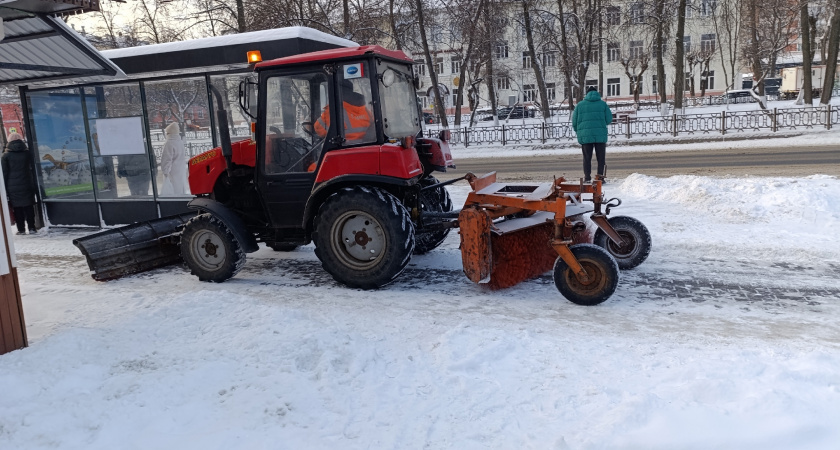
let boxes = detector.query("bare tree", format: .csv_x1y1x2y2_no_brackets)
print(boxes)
189,0,247,35
820,4,840,105
800,0,814,105
444,0,486,126
522,0,551,119
673,0,687,109
741,0,799,109
710,0,742,92
414,0,449,127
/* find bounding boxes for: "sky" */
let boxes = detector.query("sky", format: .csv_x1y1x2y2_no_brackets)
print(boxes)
1,166,838,448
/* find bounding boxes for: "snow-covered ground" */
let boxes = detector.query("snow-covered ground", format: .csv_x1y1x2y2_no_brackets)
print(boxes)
1,172,838,449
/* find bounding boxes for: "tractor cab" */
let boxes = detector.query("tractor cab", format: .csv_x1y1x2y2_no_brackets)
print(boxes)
245,46,426,229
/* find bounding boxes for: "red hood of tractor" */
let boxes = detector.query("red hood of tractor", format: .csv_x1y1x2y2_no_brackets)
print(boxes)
188,139,256,195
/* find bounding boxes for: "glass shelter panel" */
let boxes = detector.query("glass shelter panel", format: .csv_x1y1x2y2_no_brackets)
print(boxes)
264,71,329,174
144,78,210,197
26,89,95,200
84,84,152,199
209,74,258,144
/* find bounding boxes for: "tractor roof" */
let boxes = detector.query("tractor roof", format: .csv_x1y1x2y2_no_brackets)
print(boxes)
255,45,412,69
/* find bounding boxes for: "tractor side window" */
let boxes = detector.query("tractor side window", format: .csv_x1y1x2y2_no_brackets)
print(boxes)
339,62,376,146
264,71,328,175
378,62,421,139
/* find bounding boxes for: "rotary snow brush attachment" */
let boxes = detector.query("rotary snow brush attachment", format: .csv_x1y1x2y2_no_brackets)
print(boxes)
458,172,648,306
73,213,196,281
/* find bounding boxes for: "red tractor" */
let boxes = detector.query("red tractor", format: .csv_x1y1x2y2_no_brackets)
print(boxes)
77,45,456,289
75,45,652,305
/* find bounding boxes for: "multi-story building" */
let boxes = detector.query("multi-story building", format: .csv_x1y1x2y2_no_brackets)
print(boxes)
396,0,759,114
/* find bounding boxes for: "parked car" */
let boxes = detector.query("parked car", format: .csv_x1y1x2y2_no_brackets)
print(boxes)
423,112,436,124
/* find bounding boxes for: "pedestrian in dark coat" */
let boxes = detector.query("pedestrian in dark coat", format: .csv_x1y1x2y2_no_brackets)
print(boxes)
1,133,38,234
572,86,613,182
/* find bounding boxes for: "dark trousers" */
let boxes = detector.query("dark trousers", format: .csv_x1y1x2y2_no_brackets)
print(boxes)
581,142,606,180
13,205,36,233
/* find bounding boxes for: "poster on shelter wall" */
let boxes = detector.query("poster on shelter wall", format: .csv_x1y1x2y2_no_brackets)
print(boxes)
92,117,146,156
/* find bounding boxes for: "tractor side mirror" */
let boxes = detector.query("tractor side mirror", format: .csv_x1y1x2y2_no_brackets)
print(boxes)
238,78,258,120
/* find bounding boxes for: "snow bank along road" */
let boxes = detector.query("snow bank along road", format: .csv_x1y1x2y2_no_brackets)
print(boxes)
1,174,839,449
444,143,840,181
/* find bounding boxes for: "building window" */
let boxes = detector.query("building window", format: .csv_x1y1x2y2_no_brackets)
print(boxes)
699,0,716,16
522,52,532,69
414,60,425,77
434,57,444,75
497,76,510,91
452,88,460,105
653,42,667,58
542,51,556,67
652,74,665,93
607,78,621,97
702,70,715,90
701,33,716,53
590,44,600,63
607,43,620,62
629,41,643,59
585,79,598,91
547,83,556,102
606,6,620,25
451,57,461,74
683,36,691,53
630,3,644,24
686,0,693,18
523,84,536,102
494,41,509,59
630,75,643,94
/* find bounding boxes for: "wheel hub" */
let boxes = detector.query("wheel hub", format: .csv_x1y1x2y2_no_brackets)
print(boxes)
335,212,386,266
191,230,226,271
202,239,219,257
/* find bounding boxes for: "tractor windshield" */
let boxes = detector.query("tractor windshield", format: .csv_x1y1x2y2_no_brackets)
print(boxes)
378,62,421,139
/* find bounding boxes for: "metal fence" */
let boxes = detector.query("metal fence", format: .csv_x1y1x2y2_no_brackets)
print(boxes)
426,105,838,147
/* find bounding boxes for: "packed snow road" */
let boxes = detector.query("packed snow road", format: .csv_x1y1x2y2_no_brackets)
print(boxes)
2,174,839,449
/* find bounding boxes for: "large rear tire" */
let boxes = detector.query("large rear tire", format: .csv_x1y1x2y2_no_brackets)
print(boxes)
553,244,619,306
180,213,246,282
313,186,415,289
593,215,651,270
414,175,453,254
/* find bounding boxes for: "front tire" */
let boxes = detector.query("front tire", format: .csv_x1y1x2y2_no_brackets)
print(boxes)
414,175,453,254
181,213,246,282
313,186,415,289
593,216,651,270
553,244,619,306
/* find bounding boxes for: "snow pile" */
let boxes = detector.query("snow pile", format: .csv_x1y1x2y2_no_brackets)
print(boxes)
1,175,839,449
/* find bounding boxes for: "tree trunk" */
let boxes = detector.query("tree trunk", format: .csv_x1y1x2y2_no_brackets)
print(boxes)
655,0,667,115
343,0,351,37
236,0,246,32
485,28,500,126
820,7,840,105
453,0,486,127
557,0,576,109
673,0,687,109
415,0,448,127
523,0,550,119
801,0,813,105
389,0,402,50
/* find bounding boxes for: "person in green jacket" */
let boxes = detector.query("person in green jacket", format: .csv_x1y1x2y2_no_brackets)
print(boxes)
572,86,613,182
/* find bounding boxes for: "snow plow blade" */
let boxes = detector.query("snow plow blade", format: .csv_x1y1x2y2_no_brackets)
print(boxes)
73,213,195,281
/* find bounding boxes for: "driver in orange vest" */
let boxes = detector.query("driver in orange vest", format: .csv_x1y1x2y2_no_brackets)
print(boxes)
313,79,372,143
